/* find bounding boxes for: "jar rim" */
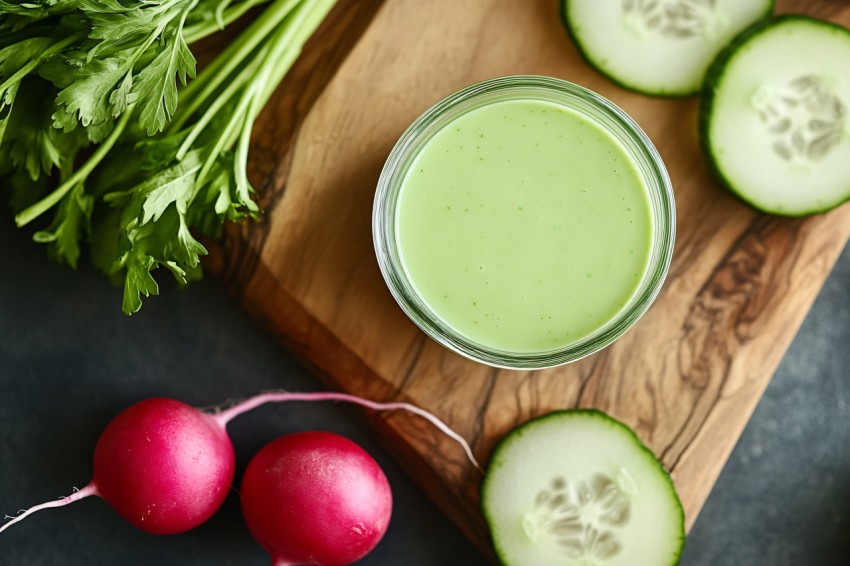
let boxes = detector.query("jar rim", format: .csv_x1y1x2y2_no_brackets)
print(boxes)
373,75,675,369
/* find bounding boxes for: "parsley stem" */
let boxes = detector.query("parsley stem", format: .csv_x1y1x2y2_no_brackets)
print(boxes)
15,109,134,228
195,72,263,187
170,0,301,131
175,53,264,160
193,0,335,185
0,32,85,93
182,0,271,45
183,0,297,163
234,72,267,204
254,0,336,111
222,0,337,148
202,0,335,198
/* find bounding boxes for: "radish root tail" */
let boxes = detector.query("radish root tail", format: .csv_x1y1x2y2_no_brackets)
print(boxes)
0,483,99,534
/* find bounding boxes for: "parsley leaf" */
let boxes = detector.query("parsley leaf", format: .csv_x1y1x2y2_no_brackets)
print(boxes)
0,37,55,146
2,77,87,181
132,24,196,135
4,0,335,315
51,50,135,130
33,181,94,268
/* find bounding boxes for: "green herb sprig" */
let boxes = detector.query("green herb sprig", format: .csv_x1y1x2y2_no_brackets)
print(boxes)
2,0,337,313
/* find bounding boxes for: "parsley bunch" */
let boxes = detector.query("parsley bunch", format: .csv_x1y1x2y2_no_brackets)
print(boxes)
1,0,336,313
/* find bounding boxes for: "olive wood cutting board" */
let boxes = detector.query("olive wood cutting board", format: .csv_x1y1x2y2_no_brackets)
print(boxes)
205,0,850,555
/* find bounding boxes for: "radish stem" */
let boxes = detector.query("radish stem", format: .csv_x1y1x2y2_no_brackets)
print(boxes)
213,391,483,472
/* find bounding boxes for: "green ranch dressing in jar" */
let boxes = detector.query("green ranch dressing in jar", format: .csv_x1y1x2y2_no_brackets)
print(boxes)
374,77,675,369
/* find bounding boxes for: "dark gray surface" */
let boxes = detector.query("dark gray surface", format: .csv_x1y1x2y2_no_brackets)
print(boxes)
680,239,850,565
0,209,847,565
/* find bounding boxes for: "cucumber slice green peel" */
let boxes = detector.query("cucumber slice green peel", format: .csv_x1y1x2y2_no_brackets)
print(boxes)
700,15,850,216
561,0,774,97
481,410,684,566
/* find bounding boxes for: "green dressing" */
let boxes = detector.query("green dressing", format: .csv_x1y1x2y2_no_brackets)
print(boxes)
396,99,653,353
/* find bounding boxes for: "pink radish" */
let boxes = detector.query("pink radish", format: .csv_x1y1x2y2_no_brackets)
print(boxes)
2,398,234,535
1,391,480,535
241,432,392,566
92,398,235,534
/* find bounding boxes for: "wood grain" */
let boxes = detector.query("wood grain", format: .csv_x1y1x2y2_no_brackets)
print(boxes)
207,0,850,556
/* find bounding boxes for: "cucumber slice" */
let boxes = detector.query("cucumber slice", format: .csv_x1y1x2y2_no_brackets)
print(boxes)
562,0,774,96
701,16,850,216
481,410,684,566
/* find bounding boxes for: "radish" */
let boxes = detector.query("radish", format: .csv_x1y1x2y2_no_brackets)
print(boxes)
1,391,480,535
241,432,393,566
92,397,235,534
2,398,234,536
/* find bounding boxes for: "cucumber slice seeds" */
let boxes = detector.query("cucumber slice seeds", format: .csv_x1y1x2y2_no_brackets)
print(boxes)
701,16,850,216
562,0,774,96
482,410,684,566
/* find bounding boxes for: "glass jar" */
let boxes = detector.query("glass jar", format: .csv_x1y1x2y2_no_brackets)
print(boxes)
373,76,675,369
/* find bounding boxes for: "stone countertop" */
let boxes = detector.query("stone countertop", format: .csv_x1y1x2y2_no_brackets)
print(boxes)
0,214,847,565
